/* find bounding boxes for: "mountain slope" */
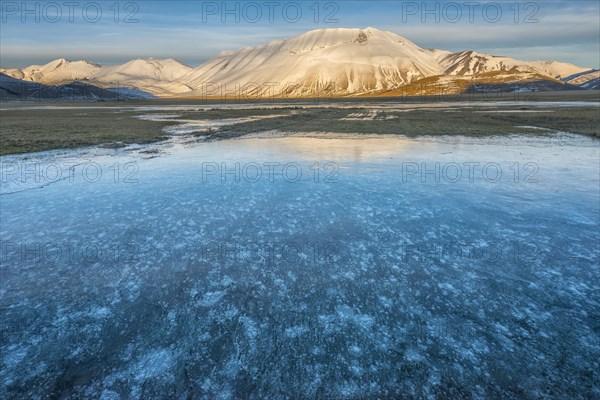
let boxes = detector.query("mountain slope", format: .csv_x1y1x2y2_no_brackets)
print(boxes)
528,61,589,80
564,69,600,86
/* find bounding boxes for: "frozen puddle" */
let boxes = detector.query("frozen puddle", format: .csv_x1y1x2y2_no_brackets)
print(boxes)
341,110,398,120
135,114,183,121
1,133,599,399
134,114,283,135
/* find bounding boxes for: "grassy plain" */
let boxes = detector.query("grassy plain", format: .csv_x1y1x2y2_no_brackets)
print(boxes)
1,91,598,155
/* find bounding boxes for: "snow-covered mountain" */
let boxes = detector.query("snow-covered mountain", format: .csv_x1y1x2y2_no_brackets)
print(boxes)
182,27,445,96
0,58,193,96
1,27,595,98
90,58,194,95
95,58,192,82
1,58,101,83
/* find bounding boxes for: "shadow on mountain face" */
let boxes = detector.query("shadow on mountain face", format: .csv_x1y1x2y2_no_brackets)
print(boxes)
0,73,154,102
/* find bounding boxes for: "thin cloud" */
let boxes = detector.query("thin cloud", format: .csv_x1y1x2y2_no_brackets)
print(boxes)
1,0,598,68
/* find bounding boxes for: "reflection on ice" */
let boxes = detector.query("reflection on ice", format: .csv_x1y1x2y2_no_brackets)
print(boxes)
135,113,284,135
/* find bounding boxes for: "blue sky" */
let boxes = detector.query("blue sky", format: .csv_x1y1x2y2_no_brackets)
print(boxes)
1,0,599,69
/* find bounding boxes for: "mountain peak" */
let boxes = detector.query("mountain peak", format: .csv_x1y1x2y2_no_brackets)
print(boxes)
46,58,70,67
295,27,408,41
45,58,101,69
275,27,417,56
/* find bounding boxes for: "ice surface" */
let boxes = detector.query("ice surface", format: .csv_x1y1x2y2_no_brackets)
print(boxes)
1,131,599,398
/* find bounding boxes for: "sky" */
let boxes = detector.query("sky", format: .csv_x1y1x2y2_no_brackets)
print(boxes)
0,0,599,69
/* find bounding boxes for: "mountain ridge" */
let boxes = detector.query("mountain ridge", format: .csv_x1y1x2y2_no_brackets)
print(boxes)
1,27,594,97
